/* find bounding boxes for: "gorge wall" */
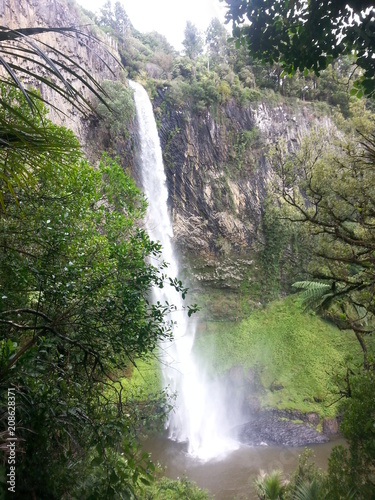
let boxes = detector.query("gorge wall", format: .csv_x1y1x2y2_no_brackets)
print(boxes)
2,0,121,144
1,0,325,295
154,88,324,290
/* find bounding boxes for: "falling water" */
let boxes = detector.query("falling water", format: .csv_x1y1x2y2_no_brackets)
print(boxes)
130,80,238,461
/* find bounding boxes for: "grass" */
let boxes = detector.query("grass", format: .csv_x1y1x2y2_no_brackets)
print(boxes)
192,295,362,417
124,294,364,418
121,356,162,394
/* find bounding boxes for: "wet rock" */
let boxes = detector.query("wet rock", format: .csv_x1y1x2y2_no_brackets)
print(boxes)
322,417,340,435
270,380,284,392
235,410,329,447
306,412,320,426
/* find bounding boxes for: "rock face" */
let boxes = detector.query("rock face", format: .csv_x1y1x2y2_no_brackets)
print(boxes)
236,410,329,447
1,0,121,144
154,88,325,286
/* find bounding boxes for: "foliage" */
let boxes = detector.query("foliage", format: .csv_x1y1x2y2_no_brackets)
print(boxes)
0,83,81,209
0,89,185,498
265,87,375,500
261,198,309,300
284,449,327,500
254,470,286,499
292,282,333,310
143,476,211,499
205,18,229,68
269,120,375,368
94,5,359,115
95,79,135,142
0,22,120,206
0,26,114,116
96,0,132,34
182,21,204,60
225,0,375,98
327,372,375,499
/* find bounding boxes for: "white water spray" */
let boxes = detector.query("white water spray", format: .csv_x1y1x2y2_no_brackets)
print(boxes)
130,80,238,460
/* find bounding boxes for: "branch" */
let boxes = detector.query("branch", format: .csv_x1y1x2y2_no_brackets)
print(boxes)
0,308,52,322
0,335,38,378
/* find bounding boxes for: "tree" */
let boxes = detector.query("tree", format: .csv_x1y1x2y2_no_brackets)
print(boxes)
182,21,203,60
205,18,228,67
269,108,375,369
97,0,115,28
0,86,186,498
225,0,375,97
114,1,132,34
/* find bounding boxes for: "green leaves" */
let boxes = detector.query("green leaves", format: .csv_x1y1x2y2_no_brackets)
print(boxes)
292,281,333,309
225,0,375,98
0,88,191,498
0,83,81,209
0,26,116,116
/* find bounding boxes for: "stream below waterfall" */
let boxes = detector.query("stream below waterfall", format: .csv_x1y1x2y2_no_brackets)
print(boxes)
144,434,346,499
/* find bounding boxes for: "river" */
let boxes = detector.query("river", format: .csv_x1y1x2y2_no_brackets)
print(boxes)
145,433,346,499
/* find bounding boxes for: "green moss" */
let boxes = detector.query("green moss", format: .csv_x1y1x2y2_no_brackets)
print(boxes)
124,295,362,419
119,356,162,396
193,295,362,417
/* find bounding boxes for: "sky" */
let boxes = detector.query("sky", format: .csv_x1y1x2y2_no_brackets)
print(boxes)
76,0,229,51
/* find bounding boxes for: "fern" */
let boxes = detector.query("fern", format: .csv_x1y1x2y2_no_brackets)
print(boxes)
294,479,326,500
292,281,332,309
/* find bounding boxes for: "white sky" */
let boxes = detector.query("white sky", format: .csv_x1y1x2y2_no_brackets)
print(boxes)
76,0,228,51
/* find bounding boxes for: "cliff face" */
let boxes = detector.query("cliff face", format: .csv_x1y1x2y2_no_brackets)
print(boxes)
1,0,121,143
154,89,322,287
1,0,322,291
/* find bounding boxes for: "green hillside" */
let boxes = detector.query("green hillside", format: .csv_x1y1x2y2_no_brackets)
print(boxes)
129,295,362,418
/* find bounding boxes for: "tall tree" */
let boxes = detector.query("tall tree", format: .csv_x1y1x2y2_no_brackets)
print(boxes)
205,18,228,67
182,21,203,60
225,0,375,97
114,1,132,34
0,86,187,498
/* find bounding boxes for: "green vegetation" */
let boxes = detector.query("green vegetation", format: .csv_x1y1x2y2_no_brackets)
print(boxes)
268,103,375,370
254,449,328,500
143,476,211,499
95,79,135,146
254,469,287,500
94,1,358,119
2,2,375,498
0,85,192,498
225,0,375,99
194,296,361,417
128,294,363,418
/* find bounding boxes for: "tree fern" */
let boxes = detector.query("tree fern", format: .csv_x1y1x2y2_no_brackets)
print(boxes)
292,281,333,309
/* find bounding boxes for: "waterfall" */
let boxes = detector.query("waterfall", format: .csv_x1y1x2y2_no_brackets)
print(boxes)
129,80,238,461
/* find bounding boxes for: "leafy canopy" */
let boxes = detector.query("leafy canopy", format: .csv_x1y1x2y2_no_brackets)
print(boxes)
268,104,375,370
0,84,185,498
224,0,375,97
